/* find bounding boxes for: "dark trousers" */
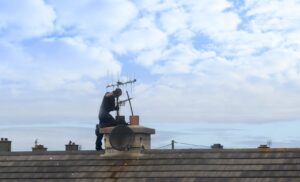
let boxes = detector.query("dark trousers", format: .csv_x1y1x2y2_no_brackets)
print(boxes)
95,112,124,151
96,132,103,151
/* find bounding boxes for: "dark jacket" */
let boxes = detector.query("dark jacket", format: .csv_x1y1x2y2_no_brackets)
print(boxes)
98,92,118,127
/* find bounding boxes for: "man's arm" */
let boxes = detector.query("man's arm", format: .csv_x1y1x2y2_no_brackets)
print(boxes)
105,92,113,97
105,92,119,111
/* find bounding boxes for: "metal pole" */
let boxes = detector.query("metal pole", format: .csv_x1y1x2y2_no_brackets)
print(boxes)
116,96,120,117
171,140,175,150
126,91,134,116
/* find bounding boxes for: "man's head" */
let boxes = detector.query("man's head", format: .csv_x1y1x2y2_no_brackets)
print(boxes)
113,88,122,97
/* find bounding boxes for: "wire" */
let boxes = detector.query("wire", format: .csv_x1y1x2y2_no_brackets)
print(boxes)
174,141,210,148
156,144,172,149
155,141,210,149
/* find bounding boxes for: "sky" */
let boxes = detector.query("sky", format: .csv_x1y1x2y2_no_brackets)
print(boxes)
1,0,300,151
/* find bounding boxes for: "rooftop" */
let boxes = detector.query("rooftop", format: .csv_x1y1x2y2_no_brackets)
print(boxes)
1,148,300,181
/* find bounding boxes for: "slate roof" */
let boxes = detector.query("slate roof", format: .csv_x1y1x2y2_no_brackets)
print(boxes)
1,148,300,182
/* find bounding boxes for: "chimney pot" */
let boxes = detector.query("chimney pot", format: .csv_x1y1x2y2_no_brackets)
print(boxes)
129,115,139,125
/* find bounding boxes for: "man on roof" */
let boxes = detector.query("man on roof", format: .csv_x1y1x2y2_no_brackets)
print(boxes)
95,88,125,151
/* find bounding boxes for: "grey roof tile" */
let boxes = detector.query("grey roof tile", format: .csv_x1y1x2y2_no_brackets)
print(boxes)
1,149,300,180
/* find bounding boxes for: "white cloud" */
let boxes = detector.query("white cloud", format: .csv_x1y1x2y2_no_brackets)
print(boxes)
0,0,132,128
113,16,167,53
0,0,124,92
136,49,162,66
245,0,300,32
47,0,138,44
134,72,300,123
284,32,300,50
159,7,188,34
0,37,121,91
122,0,241,68
28,37,121,91
0,0,55,41
133,0,177,12
218,31,283,57
152,43,202,74
185,0,240,34
1,0,300,136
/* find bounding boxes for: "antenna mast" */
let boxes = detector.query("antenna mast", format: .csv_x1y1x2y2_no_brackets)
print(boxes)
106,79,137,89
106,78,137,117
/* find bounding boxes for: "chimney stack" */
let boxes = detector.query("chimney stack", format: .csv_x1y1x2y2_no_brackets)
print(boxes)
32,140,47,152
258,144,270,149
65,141,79,151
32,144,47,152
211,143,223,149
0,138,11,152
100,116,155,156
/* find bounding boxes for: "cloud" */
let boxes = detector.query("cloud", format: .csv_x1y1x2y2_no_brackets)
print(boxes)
47,0,138,44
0,0,55,41
112,15,167,53
159,7,188,35
0,0,137,93
118,0,300,124
133,67,300,123
186,0,240,34
24,37,121,90
0,0,131,128
123,0,240,69
2,0,300,152
151,43,202,74
0,38,121,91
245,0,300,32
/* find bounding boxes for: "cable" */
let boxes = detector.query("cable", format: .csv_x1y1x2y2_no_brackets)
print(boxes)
156,144,172,149
155,141,211,149
174,141,210,148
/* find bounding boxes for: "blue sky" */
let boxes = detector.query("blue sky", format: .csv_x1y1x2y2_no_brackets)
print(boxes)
1,0,300,151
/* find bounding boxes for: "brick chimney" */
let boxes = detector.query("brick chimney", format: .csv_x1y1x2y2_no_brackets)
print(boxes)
0,138,11,152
